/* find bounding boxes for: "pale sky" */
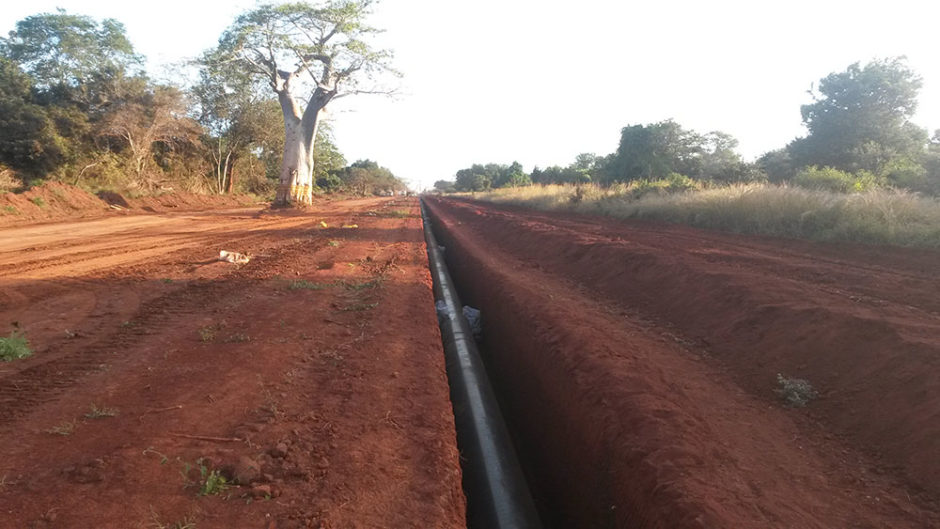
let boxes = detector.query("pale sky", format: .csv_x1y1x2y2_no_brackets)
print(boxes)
2,1,939,190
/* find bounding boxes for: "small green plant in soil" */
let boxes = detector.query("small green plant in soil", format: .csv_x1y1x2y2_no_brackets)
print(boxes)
85,403,118,419
327,240,341,247
775,373,818,407
29,197,46,207
181,458,229,497
1,205,18,215
288,279,333,290
0,330,31,361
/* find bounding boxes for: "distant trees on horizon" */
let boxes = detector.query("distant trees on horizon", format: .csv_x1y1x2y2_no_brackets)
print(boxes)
441,58,940,196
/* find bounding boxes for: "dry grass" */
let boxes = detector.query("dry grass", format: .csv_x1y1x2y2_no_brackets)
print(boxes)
466,183,940,247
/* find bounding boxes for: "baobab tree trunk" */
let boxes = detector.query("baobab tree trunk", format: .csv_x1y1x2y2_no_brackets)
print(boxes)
275,89,327,206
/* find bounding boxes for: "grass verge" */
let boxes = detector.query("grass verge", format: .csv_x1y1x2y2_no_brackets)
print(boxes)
465,183,940,247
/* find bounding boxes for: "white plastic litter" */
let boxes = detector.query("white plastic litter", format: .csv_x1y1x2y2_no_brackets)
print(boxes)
219,250,250,264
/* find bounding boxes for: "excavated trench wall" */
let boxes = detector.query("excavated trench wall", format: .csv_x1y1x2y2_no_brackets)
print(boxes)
424,200,668,529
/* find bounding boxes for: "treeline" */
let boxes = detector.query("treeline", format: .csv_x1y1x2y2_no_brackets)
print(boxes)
437,58,940,196
0,10,405,196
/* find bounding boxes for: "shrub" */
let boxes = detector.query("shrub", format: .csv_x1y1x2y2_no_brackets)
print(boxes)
775,374,818,407
793,166,881,193
0,331,31,361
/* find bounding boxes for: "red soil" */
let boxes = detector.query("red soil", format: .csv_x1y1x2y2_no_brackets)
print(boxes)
0,182,256,227
0,198,465,528
424,196,940,528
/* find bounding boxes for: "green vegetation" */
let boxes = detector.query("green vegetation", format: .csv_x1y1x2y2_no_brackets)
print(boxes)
288,279,334,290
340,278,383,291
197,325,218,343
0,5,404,199
197,464,229,497
775,374,818,407
180,458,229,497
84,404,118,419
792,166,882,193
438,58,940,246
472,183,940,247
0,330,31,361
200,2,398,205
28,196,45,207
45,420,76,436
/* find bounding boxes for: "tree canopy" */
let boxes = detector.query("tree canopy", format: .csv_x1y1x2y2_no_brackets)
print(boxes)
204,0,398,204
789,57,927,175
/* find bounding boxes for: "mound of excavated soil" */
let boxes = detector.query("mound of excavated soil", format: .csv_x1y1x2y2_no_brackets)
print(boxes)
0,182,257,226
425,196,940,528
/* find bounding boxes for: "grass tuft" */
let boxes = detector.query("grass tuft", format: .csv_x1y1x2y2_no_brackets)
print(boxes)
85,403,118,419
45,420,77,436
0,330,31,361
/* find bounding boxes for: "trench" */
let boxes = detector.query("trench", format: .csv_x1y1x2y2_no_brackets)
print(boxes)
422,198,659,529
421,201,543,529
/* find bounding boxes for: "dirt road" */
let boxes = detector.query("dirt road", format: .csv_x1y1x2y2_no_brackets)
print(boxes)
425,196,940,528
0,198,465,528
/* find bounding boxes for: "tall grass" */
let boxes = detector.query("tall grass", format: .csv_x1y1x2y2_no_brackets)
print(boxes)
466,183,940,247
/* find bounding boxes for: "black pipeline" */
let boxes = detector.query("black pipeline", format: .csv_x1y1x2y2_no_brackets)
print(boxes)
420,200,542,529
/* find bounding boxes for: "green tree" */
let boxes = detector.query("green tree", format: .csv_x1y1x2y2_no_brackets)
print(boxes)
492,161,530,188
433,179,456,193
699,131,753,183
757,148,795,183
339,159,403,195
312,122,346,188
205,1,397,206
607,120,703,182
1,9,143,110
789,57,927,175
455,167,491,191
0,57,65,176
193,57,281,193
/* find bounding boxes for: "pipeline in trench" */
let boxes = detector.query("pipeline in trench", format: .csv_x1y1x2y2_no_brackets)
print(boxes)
422,197,665,529
421,201,542,529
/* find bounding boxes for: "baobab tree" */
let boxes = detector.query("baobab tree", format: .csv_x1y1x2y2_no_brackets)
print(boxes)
205,1,397,206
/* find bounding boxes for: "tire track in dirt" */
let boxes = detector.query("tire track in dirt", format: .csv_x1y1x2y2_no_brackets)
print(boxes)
0,197,465,529
0,212,327,427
